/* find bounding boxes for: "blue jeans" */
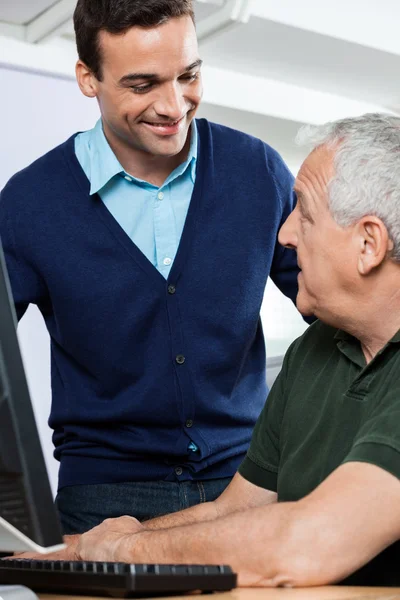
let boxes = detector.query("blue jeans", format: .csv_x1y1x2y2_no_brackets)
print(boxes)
56,478,232,534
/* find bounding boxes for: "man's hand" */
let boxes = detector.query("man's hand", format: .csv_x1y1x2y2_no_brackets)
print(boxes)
75,516,144,562
4,517,144,563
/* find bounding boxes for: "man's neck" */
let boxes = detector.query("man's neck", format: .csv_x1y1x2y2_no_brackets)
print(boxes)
359,327,399,364
103,126,192,188
343,277,400,363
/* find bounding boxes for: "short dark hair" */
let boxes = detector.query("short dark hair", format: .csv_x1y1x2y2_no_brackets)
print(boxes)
73,0,195,81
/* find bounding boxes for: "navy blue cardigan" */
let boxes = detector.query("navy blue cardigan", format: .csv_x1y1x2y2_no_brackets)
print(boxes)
0,119,299,490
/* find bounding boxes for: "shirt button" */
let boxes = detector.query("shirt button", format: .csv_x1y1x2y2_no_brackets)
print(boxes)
124,175,132,182
176,354,185,365
158,192,164,200
175,467,183,476
168,285,176,295
186,419,193,428
163,257,172,266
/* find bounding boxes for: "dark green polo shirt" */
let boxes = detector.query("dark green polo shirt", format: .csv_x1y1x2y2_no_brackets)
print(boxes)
239,320,400,586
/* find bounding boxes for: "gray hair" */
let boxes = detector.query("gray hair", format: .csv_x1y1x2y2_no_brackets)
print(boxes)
296,113,400,261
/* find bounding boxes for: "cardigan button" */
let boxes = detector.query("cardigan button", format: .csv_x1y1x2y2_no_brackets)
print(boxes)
186,419,193,428
176,354,185,365
168,285,176,295
175,467,183,476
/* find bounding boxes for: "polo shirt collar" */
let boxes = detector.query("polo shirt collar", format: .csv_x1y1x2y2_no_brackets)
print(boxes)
88,118,198,195
334,329,364,367
334,327,400,369
388,329,400,344
334,329,353,342
334,328,400,345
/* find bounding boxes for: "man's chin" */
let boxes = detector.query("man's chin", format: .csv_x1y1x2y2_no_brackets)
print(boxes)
295,295,314,317
142,135,188,158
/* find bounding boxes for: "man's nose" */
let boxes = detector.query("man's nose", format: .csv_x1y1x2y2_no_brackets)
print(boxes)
154,83,185,121
278,209,298,250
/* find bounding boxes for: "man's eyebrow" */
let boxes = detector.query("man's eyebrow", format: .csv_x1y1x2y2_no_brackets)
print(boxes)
119,59,203,85
119,73,157,84
294,189,306,206
295,189,315,222
184,59,203,71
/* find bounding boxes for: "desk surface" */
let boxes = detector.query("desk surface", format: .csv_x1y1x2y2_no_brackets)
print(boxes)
40,587,400,600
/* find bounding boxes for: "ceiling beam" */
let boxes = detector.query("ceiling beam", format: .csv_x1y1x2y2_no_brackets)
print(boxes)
0,34,77,79
197,0,251,43
201,65,397,125
0,22,25,41
251,0,400,58
25,0,76,44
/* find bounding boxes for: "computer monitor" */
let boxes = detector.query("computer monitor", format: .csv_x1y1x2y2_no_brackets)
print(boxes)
0,241,64,554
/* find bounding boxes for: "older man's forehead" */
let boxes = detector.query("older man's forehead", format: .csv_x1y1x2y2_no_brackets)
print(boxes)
303,144,336,171
297,146,335,190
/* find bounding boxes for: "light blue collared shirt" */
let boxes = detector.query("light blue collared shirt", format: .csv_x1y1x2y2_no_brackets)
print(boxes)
75,119,198,279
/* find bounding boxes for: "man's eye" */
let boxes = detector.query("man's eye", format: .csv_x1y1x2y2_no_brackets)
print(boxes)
181,72,200,82
300,211,314,225
131,84,153,93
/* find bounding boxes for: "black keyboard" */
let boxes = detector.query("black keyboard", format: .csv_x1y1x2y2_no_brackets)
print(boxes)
0,559,237,597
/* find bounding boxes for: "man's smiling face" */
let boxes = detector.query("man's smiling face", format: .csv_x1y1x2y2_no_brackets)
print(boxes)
89,15,203,158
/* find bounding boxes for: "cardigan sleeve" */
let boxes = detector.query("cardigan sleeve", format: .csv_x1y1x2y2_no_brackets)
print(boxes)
0,180,49,320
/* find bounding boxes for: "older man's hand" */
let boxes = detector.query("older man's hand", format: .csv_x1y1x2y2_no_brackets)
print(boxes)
75,516,144,562
5,517,144,563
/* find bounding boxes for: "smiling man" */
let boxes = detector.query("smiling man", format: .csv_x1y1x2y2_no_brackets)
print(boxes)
0,0,301,534
75,9,204,187
35,113,400,588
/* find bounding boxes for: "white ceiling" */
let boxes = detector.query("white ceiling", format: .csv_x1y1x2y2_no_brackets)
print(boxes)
199,16,400,109
0,0,219,26
0,0,57,25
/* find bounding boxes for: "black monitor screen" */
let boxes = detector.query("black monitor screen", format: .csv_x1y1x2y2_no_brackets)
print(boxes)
0,240,63,553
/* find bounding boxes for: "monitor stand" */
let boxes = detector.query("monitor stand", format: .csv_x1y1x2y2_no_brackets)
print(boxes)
0,517,64,555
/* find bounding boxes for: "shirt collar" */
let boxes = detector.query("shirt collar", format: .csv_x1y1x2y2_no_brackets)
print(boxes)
88,119,124,195
388,329,400,344
334,328,400,345
187,118,198,184
333,329,353,342
88,118,198,195
163,119,198,186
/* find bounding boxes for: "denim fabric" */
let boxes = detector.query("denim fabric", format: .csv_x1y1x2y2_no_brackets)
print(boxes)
56,477,232,534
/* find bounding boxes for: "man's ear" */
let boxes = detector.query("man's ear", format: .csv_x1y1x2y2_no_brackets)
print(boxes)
356,216,394,275
75,60,99,98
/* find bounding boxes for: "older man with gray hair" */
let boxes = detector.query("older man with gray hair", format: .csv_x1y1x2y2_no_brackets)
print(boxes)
21,113,400,587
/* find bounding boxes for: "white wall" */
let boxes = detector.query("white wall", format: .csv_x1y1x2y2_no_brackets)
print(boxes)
0,66,100,494
0,66,306,494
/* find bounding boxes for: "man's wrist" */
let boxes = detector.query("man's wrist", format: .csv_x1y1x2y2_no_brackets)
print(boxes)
114,529,153,563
